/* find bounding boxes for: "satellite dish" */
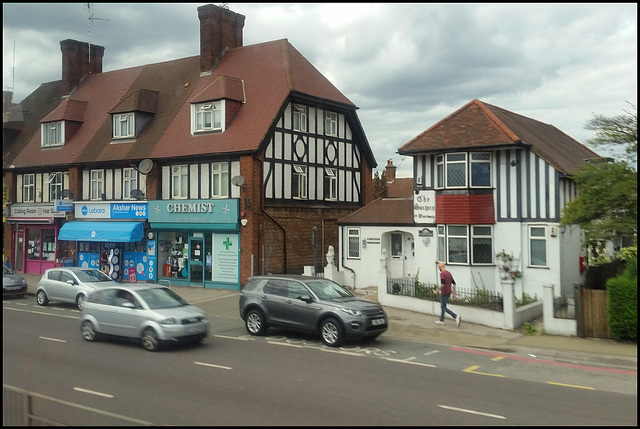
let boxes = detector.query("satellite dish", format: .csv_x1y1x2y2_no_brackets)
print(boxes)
62,189,73,198
130,189,145,199
231,175,245,188
138,159,154,174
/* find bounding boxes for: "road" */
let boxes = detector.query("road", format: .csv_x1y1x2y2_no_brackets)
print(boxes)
3,295,637,425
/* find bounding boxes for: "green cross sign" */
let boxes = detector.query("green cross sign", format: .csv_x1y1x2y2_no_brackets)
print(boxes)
223,237,233,250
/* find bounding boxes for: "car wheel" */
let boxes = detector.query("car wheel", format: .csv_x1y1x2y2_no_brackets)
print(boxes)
80,320,98,342
36,290,49,306
142,327,159,351
76,294,86,310
320,317,344,347
245,309,267,336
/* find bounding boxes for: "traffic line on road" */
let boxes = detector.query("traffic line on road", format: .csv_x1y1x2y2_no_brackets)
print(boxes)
194,362,232,370
384,358,436,367
463,365,505,377
39,336,66,343
546,381,595,390
438,405,506,420
74,387,114,398
3,306,78,319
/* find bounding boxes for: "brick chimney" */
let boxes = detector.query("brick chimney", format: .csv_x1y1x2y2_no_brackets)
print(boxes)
198,4,245,74
60,39,105,96
385,159,396,182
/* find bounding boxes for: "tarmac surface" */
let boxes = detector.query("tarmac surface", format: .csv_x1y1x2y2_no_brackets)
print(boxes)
14,272,637,372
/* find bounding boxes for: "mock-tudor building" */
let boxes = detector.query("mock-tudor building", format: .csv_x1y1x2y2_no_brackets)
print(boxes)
2,4,376,289
337,99,600,303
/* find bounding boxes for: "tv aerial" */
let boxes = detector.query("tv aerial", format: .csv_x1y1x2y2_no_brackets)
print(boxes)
85,3,109,63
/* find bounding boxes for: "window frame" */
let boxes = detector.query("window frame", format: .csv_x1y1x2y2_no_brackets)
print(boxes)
41,121,65,147
112,113,135,139
48,172,65,201
293,104,307,132
325,111,337,136
192,101,224,133
23,174,35,202
435,151,492,189
211,162,229,198
471,225,493,264
90,170,104,200
390,233,403,258
529,225,548,267
324,168,337,201
437,224,494,265
292,164,308,199
347,228,361,259
123,168,138,200
171,165,189,199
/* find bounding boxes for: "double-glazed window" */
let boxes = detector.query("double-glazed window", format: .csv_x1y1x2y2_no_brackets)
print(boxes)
23,174,35,202
324,168,337,200
325,111,337,136
211,163,229,198
347,228,360,259
436,152,491,189
47,172,65,201
113,113,135,139
529,226,547,267
293,104,307,132
193,101,223,133
90,170,104,200
41,121,64,147
292,165,307,199
437,225,493,264
171,165,188,199
123,168,138,200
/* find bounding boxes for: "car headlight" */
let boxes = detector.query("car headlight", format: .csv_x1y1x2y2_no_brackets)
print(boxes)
340,307,362,316
160,318,178,325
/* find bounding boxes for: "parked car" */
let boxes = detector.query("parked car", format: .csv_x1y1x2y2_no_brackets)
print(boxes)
239,275,387,347
36,267,120,310
3,265,28,299
80,285,210,351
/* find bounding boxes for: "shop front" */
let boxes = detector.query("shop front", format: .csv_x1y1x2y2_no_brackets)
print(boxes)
148,199,240,290
57,202,153,283
6,203,66,275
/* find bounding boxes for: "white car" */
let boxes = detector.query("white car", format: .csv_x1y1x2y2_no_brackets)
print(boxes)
36,267,119,310
80,285,210,351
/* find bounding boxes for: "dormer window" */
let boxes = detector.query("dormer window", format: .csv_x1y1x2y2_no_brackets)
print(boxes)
192,101,224,134
41,121,65,147
113,113,135,139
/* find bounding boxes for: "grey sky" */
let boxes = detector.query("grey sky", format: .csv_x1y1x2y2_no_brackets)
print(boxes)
3,3,637,176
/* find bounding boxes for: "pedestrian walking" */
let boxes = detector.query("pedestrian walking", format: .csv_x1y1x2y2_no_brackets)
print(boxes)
435,261,461,327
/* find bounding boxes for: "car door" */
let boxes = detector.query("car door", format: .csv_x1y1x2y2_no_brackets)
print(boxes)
261,280,291,326
285,281,321,332
86,289,120,335
105,288,146,338
57,270,79,303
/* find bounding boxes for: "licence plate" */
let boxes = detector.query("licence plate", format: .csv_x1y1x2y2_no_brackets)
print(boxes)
5,286,21,290
371,318,385,326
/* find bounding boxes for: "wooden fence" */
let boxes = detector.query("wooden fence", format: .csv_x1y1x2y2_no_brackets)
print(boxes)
581,288,612,339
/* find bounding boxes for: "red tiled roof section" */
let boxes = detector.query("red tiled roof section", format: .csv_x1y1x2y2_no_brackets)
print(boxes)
338,197,414,225
399,99,600,175
109,89,159,114
189,75,245,103
387,177,414,197
41,99,88,123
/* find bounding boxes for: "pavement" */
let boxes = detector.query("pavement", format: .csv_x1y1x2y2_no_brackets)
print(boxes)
16,273,637,371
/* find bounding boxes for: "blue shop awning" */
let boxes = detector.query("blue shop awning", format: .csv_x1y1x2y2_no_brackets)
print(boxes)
58,221,144,242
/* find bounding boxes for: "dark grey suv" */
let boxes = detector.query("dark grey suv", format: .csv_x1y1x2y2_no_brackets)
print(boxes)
239,275,387,347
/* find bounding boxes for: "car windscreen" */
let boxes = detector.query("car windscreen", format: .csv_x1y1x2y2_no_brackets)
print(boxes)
306,280,354,300
74,269,113,283
137,287,189,309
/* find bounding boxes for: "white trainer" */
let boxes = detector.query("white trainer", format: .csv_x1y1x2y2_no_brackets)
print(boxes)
456,316,461,327
435,320,445,325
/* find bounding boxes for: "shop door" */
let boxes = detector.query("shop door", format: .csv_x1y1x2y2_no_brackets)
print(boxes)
188,237,204,286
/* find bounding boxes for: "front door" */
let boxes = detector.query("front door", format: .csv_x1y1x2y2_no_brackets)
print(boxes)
188,237,204,286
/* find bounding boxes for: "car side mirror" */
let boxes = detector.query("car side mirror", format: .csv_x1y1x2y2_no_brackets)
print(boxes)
66,279,76,286
121,302,135,309
299,294,313,303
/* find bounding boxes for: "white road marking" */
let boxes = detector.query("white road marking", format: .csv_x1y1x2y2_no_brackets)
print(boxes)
74,387,114,398
39,336,66,343
3,306,78,319
194,362,232,370
438,405,506,419
384,358,436,367
423,350,440,357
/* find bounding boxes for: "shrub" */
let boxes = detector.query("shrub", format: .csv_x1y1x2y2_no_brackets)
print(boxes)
606,260,637,341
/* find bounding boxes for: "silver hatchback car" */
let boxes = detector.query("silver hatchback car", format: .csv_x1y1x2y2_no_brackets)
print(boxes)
80,285,210,351
239,275,387,347
36,267,120,310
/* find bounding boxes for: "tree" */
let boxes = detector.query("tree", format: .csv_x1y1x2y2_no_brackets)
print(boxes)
372,171,389,199
585,102,637,168
561,105,638,258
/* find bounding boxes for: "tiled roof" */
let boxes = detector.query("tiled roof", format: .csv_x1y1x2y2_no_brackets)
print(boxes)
387,177,414,198
338,197,414,225
398,99,599,175
5,39,370,169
